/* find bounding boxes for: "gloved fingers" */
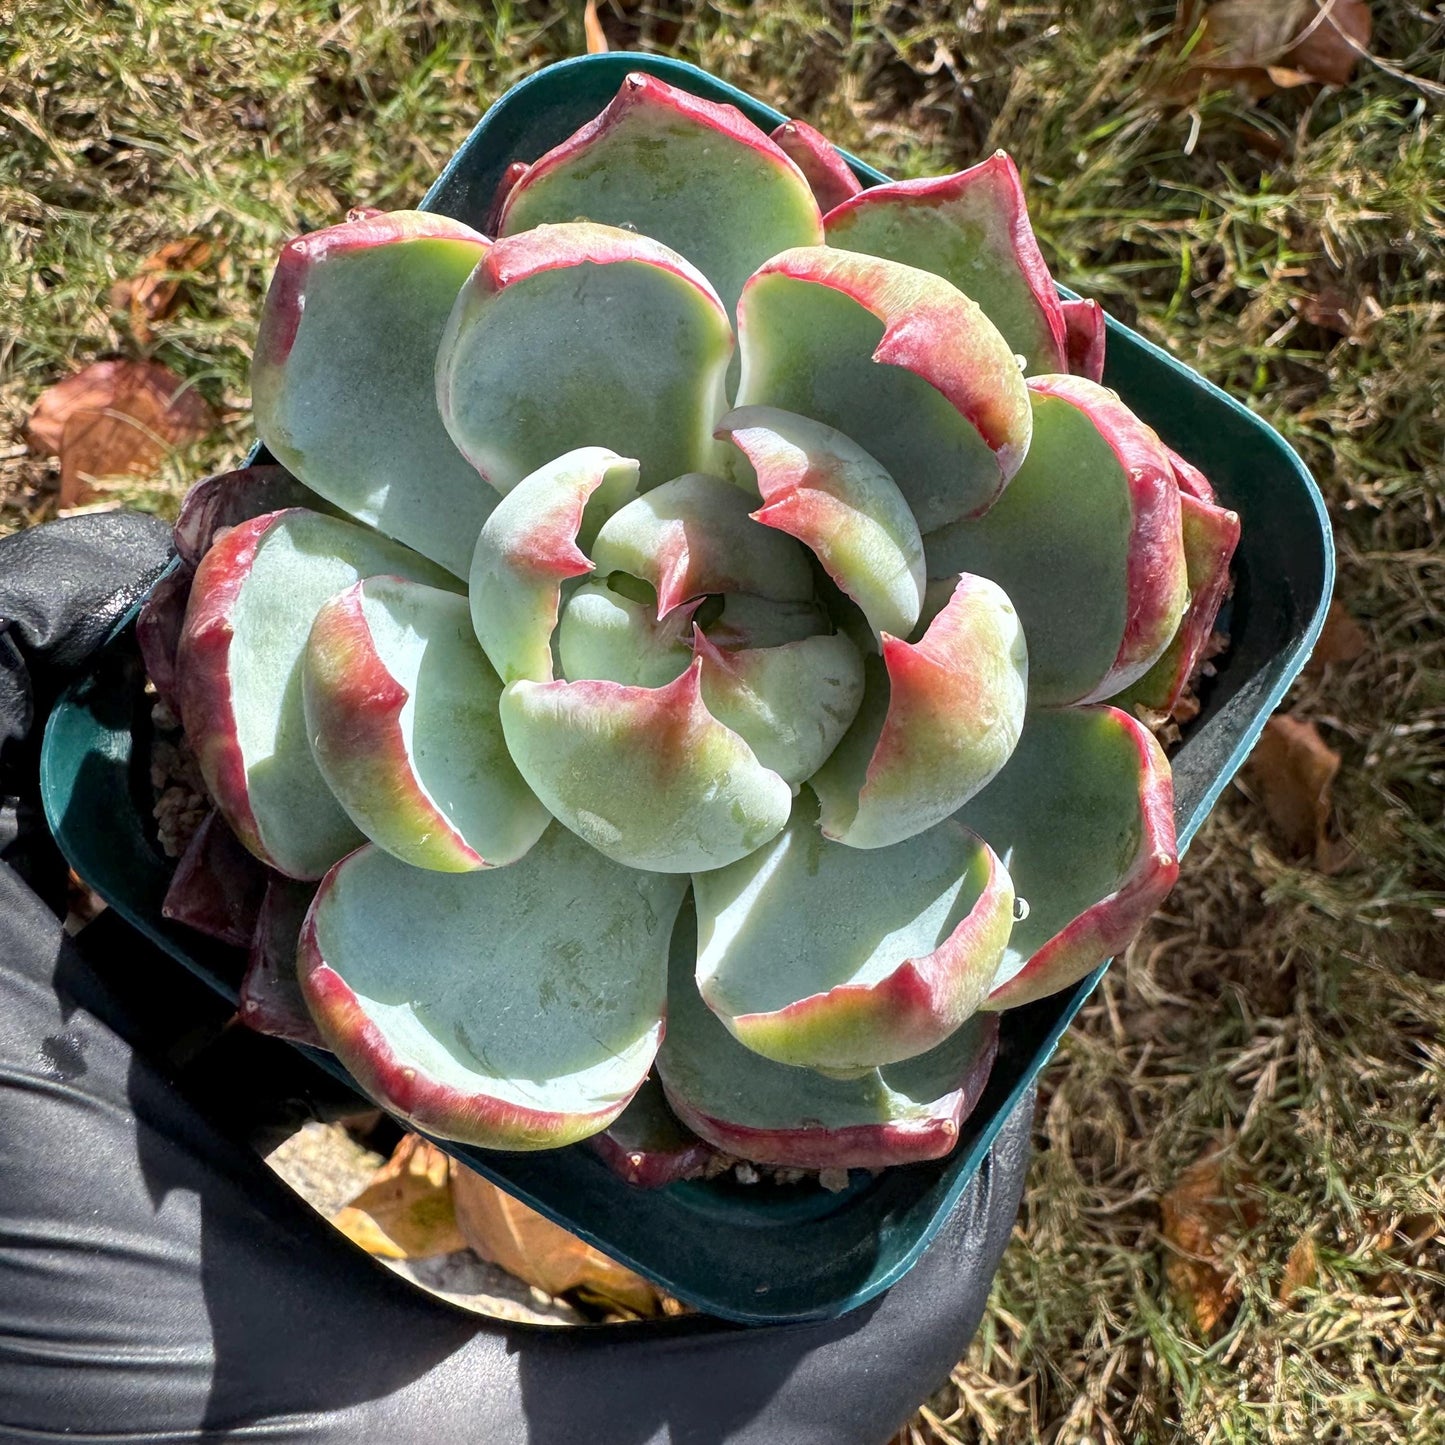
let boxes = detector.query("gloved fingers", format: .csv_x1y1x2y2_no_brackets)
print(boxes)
1,513,172,898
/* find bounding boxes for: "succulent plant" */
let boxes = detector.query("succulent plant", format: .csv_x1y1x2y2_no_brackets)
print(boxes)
152,72,1239,1176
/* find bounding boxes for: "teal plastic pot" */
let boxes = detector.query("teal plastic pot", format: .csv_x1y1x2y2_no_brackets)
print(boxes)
41,52,1333,1325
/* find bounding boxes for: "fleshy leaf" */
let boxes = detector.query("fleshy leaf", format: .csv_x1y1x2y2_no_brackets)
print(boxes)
557,580,696,688
304,577,549,872
768,119,862,214
500,660,791,873
695,792,1014,1072
238,877,325,1048
484,160,529,236
1060,297,1106,381
176,508,459,879
924,375,1188,705
300,829,687,1149
822,152,1068,374
658,898,1000,1169
251,211,494,577
161,809,267,947
693,627,864,786
468,447,640,684
812,573,1027,849
958,705,1178,1011
173,463,327,567
1168,446,1215,503
588,1076,719,1189
137,560,192,707
588,471,814,618
718,404,925,641
735,246,1031,531
437,222,733,495
499,72,823,317
1111,489,1240,716
702,592,829,650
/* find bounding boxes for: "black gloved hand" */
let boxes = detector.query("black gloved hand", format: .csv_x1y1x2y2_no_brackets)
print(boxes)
0,513,1033,1445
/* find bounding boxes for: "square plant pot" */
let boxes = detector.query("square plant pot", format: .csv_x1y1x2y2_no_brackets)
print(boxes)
40,52,1333,1324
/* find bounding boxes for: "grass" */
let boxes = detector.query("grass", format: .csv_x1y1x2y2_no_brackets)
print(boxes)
3,2,1442,1440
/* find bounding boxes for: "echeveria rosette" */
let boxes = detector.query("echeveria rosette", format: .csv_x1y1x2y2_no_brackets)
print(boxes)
158,71,1227,1171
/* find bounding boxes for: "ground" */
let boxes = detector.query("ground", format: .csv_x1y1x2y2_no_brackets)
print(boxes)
2,2,1441,1441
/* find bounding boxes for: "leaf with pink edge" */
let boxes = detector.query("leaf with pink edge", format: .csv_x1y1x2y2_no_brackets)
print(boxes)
1060,297,1106,381
693,627,864,786
468,446,640,685
1110,491,1240,716
658,898,1000,1170
957,705,1179,1012
695,791,1014,1073
176,509,459,879
718,404,925,642
588,1076,719,1189
811,573,1027,850
303,577,548,873
588,470,814,619
499,72,823,318
768,118,862,214
437,222,733,495
484,160,529,236
735,246,1031,531
299,828,688,1149
251,211,493,577
823,152,1068,374
925,375,1188,705
499,660,791,873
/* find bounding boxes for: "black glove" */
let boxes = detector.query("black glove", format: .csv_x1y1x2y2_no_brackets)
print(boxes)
0,513,1033,1444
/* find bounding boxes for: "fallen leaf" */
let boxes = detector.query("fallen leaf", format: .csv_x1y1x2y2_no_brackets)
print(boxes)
583,0,608,53
1306,600,1368,668
1245,714,1345,869
1181,0,1372,98
26,359,216,507
1284,0,1371,85
451,1163,663,1316
1279,1230,1318,1304
1159,1148,1262,1334
109,235,213,343
331,1134,466,1260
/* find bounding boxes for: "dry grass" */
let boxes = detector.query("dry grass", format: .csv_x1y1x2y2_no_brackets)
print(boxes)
3,2,1442,1440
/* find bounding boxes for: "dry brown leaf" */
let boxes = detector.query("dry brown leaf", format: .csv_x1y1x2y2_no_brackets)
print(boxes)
331,1134,466,1260
1307,600,1368,669
1159,1149,1262,1335
1183,0,1371,98
1284,0,1371,85
1279,1231,1319,1304
1245,714,1345,870
583,0,609,53
451,1163,663,1316
109,235,213,342
26,359,216,507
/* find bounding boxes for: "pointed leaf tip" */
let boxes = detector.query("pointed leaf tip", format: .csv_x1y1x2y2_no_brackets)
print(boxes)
812,572,1027,850
823,151,1068,375
736,246,1031,532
